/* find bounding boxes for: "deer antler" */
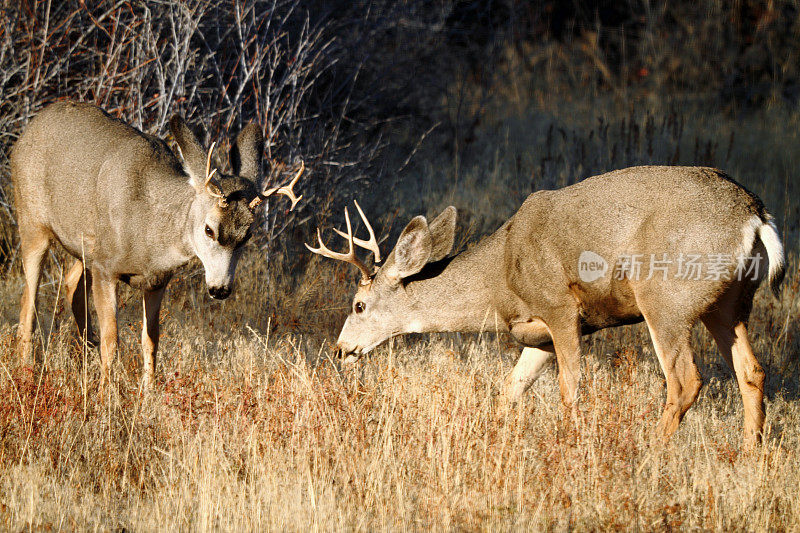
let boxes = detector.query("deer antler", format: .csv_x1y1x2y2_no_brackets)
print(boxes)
332,200,381,264
204,141,228,207
305,205,375,282
249,161,304,211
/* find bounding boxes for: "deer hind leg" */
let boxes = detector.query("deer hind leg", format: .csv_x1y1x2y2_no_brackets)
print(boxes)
65,260,97,347
17,225,50,366
503,344,555,405
91,273,118,389
644,316,703,442
731,323,765,446
702,311,765,447
549,321,582,409
141,287,166,390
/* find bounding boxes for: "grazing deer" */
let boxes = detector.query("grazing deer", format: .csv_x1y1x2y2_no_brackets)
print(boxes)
12,101,301,388
307,167,785,446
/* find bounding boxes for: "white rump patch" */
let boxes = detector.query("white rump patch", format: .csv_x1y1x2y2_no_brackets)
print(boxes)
736,215,763,272
758,216,785,291
738,214,785,292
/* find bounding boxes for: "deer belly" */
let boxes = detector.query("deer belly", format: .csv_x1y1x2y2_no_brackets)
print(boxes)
509,318,552,347
119,271,172,291
50,229,97,264
576,295,644,332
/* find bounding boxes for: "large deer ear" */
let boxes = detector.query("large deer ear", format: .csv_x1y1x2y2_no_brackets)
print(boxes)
384,216,432,282
230,123,264,185
427,206,457,262
170,115,207,192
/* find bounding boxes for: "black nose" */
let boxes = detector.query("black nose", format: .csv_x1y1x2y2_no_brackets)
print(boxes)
209,286,231,300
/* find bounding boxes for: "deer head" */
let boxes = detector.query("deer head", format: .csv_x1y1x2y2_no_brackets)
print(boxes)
307,203,457,360
169,116,302,299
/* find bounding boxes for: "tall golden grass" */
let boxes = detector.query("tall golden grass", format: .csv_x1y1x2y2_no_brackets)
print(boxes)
0,254,798,530
2,87,799,530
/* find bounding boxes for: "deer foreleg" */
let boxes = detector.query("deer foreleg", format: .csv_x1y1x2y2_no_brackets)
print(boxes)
141,286,166,389
503,344,555,404
92,274,118,391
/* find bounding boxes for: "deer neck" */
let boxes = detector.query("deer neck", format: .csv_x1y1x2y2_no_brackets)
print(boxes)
403,229,510,334
154,179,199,269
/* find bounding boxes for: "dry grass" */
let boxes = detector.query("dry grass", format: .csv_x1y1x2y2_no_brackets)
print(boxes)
2,98,800,529
0,238,798,531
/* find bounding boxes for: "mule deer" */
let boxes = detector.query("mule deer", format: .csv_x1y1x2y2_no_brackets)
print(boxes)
12,101,302,388
307,167,785,446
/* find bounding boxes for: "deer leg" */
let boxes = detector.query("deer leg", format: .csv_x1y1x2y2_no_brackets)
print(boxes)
731,323,765,447
503,344,555,404
17,226,50,366
92,273,118,389
702,313,765,447
549,322,582,409
65,259,97,347
141,286,166,389
645,318,702,442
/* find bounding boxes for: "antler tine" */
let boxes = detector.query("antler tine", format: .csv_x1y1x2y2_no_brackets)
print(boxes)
204,141,218,187
332,200,381,263
203,141,226,206
304,207,373,280
262,160,304,210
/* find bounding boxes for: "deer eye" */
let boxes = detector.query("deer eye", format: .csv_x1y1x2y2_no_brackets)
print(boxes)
354,301,365,314
205,225,215,240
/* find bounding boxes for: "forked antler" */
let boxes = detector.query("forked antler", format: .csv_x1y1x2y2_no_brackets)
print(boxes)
249,161,304,211
305,201,382,282
332,200,381,264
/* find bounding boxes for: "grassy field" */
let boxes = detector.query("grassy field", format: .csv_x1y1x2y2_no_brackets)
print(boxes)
1,93,799,530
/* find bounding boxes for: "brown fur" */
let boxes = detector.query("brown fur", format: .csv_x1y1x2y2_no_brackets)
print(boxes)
12,101,265,389
329,166,785,446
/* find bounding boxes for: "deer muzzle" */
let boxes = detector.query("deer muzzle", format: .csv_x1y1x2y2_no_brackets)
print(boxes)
335,340,362,363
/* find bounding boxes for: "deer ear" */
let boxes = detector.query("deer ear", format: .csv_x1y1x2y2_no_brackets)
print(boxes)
385,216,432,282
427,206,457,262
230,123,264,185
169,115,207,192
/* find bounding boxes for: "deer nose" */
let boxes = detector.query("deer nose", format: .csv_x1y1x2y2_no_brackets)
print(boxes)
336,341,361,364
208,286,231,300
